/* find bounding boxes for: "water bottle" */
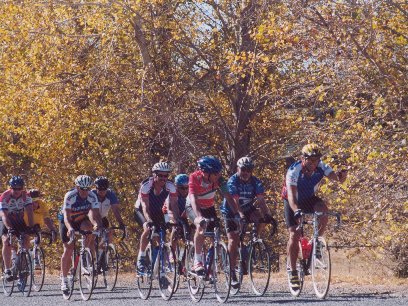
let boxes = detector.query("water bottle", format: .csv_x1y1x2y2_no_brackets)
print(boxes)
300,237,312,259
205,246,214,271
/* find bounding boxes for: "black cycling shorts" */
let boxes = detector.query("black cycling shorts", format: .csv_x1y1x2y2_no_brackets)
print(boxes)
284,196,324,228
59,216,90,243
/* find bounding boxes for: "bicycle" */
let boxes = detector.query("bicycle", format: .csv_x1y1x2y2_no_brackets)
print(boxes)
136,223,177,301
30,231,53,292
2,229,38,297
228,218,275,296
94,227,125,291
186,217,231,303
287,211,341,299
62,229,99,301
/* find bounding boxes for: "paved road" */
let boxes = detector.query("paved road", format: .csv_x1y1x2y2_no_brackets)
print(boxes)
0,275,406,305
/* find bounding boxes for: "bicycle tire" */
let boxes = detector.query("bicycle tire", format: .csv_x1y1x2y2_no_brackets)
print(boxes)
157,243,177,300
63,249,77,300
311,237,331,299
102,244,119,291
287,242,305,297
32,246,45,292
136,244,153,300
249,240,271,296
79,247,95,301
2,258,14,296
17,251,33,297
230,245,243,296
186,243,205,302
214,241,231,303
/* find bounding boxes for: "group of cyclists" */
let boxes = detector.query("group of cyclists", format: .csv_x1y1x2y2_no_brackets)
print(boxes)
0,142,347,299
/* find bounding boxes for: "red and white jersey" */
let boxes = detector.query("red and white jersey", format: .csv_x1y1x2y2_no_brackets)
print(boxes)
188,170,221,209
0,190,32,213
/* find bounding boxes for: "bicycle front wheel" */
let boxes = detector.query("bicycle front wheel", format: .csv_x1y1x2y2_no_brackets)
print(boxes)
186,244,205,302
17,251,33,297
79,247,95,301
158,243,177,300
214,242,231,303
311,237,331,299
103,244,119,291
32,246,45,292
287,252,305,297
63,251,77,300
249,241,271,296
2,259,14,296
136,244,153,300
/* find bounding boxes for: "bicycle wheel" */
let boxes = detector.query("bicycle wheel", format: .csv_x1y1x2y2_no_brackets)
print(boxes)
230,247,243,296
2,259,14,296
102,244,119,291
157,243,177,300
32,246,45,292
136,244,153,300
79,247,95,301
248,241,271,296
186,244,205,302
287,255,305,297
311,237,331,299
17,251,33,297
62,251,77,300
174,243,182,293
214,242,231,303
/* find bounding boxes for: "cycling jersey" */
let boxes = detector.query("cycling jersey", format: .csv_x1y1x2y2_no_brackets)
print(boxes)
135,177,177,217
61,188,99,222
188,170,227,209
23,199,50,227
91,189,119,218
282,160,333,202
163,195,187,217
0,190,32,213
220,174,265,215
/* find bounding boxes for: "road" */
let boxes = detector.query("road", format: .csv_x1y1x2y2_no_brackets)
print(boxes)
0,274,406,305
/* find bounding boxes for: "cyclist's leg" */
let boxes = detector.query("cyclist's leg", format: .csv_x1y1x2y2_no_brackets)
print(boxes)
60,220,75,278
223,214,239,269
80,218,95,252
312,197,328,236
284,200,300,272
0,220,12,270
186,206,204,271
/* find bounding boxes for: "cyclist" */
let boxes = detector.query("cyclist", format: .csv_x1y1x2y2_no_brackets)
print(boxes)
24,189,58,242
92,176,126,241
0,176,35,282
185,155,233,274
220,156,274,287
59,175,103,292
282,143,347,291
134,162,178,273
163,174,190,258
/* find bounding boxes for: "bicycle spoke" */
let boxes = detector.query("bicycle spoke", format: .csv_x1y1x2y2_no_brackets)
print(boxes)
249,241,271,296
79,248,95,301
32,247,45,292
214,242,231,303
311,237,331,299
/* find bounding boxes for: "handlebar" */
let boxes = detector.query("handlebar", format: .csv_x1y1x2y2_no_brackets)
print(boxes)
296,211,341,231
67,229,101,245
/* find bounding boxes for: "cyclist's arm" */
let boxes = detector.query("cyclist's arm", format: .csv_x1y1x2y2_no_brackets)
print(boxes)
0,210,13,229
63,209,75,233
287,185,299,212
110,203,125,227
327,170,347,183
43,217,57,232
25,203,35,228
89,208,103,230
140,196,153,223
255,194,270,216
168,196,180,220
189,193,202,219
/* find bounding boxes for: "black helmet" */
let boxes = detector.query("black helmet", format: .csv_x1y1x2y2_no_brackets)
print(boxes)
94,176,109,189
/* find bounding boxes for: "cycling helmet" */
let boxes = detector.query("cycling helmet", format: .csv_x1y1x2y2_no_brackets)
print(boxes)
74,175,93,188
175,174,189,186
197,156,222,174
9,176,25,188
28,189,42,199
94,176,109,189
237,156,254,169
152,162,172,173
301,143,322,158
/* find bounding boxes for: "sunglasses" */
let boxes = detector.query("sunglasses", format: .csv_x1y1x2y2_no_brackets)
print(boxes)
12,187,23,191
240,167,253,172
79,187,90,191
97,188,107,191
156,174,169,178
178,186,188,190
305,157,320,162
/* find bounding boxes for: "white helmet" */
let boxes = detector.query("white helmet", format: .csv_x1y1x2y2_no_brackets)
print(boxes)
74,175,93,188
237,156,254,169
152,162,172,173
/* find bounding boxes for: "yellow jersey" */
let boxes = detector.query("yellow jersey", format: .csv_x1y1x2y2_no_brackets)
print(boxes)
24,199,50,227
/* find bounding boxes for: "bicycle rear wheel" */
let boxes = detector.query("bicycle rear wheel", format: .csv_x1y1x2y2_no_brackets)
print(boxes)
158,243,177,300
311,237,331,299
214,242,231,303
79,247,95,301
136,244,153,300
32,246,45,292
249,241,271,296
103,244,119,291
17,251,33,297
186,244,205,302
2,259,14,296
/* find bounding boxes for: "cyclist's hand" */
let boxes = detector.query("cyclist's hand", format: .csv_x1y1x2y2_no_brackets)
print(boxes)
197,217,207,228
294,209,302,220
143,221,153,230
67,227,75,239
32,224,41,234
337,169,348,183
263,214,274,224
